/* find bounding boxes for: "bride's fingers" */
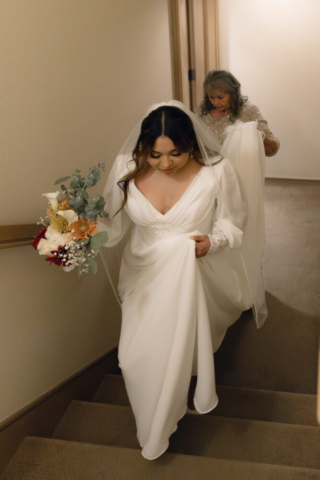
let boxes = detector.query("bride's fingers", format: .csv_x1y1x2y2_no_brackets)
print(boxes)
195,242,209,258
189,235,207,242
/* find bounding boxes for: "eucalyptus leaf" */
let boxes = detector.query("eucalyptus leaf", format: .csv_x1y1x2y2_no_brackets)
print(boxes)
87,257,97,274
96,196,105,206
70,180,80,188
91,193,101,204
74,197,84,208
54,176,71,185
85,178,95,187
78,190,89,199
90,231,108,250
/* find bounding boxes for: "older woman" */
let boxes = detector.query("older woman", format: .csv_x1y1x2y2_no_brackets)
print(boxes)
195,70,280,157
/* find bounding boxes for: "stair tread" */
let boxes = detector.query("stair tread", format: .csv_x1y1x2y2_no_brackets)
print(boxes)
2,436,320,480
53,400,320,470
93,374,318,426
213,307,320,394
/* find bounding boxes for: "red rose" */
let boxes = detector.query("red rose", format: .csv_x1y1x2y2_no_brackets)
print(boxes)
45,245,69,267
32,227,47,250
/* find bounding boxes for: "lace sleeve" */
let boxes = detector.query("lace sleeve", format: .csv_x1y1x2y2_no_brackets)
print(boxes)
245,103,280,156
207,227,229,254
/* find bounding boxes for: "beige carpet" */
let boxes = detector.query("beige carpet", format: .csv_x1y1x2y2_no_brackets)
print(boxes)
215,182,320,394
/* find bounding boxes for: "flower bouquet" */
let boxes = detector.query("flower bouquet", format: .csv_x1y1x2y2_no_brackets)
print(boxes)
32,163,109,276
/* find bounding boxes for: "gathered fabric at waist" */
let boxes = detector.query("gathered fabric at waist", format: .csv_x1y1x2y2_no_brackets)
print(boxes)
133,218,213,245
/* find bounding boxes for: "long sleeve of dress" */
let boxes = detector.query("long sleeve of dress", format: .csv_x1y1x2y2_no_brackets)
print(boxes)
208,159,247,253
245,103,280,157
97,155,133,247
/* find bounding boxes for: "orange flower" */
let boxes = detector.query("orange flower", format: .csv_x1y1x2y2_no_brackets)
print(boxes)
59,198,71,210
68,218,98,240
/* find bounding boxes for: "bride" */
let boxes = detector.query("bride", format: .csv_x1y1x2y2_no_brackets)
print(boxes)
98,100,266,460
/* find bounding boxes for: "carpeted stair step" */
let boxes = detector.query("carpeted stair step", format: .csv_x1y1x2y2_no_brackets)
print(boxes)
2,436,320,480
214,307,320,395
53,401,320,470
93,374,318,426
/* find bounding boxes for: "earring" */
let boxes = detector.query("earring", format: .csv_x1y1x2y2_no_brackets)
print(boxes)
190,151,194,158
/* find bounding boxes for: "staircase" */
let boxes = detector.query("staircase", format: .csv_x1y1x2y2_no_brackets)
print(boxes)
1,326,320,480
1,183,320,479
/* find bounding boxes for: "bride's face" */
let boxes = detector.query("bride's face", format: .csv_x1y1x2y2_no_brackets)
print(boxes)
148,136,190,175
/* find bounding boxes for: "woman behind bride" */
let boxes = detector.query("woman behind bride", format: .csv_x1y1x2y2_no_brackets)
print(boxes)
98,100,266,460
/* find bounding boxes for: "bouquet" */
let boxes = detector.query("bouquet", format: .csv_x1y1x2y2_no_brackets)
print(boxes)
32,163,109,276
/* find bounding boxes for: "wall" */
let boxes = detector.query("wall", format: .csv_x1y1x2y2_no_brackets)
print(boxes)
218,0,320,180
0,0,172,424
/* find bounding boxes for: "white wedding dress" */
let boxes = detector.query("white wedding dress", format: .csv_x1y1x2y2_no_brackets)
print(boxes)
98,118,266,460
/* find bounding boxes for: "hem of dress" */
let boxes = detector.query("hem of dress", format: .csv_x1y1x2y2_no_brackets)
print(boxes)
140,395,219,460
140,406,188,461
194,395,219,415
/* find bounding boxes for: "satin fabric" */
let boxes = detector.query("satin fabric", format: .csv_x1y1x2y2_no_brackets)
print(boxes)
98,152,255,459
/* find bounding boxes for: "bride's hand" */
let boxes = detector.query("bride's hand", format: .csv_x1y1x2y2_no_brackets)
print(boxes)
189,235,211,258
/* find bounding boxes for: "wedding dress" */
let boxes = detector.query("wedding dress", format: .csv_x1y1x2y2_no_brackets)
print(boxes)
98,101,266,460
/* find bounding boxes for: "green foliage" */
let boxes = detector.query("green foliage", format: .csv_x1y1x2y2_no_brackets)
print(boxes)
90,231,108,251
54,176,71,185
55,163,109,222
87,257,98,274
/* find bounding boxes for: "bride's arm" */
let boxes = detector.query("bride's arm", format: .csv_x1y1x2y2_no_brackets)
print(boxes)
214,158,247,245
96,155,133,247
190,159,247,258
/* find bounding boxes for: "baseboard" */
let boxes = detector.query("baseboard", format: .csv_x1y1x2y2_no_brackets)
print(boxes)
265,177,320,185
0,346,120,475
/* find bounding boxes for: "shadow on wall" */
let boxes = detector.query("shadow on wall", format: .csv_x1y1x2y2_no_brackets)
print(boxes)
214,292,320,395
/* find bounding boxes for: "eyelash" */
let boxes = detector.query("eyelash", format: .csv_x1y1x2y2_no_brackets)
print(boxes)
150,153,181,159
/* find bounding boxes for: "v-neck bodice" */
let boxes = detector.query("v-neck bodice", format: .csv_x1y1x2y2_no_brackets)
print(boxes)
132,167,204,217
125,166,220,244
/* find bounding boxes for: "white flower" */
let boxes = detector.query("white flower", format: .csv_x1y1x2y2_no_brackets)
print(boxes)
56,210,78,225
42,191,60,213
63,263,76,272
37,225,71,256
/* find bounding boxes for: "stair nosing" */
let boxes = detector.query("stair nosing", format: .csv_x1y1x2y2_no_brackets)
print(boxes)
62,400,320,431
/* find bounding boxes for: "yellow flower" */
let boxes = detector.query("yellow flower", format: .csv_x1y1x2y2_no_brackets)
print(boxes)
68,218,98,240
49,209,68,233
59,198,71,210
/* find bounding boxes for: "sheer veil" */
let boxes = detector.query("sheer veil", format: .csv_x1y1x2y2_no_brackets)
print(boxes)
116,100,225,164
100,100,267,328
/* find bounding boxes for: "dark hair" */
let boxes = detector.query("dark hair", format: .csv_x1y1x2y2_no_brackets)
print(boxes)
116,106,202,213
199,69,247,118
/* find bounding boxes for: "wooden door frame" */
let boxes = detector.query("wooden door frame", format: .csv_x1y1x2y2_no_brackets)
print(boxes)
168,0,220,108
168,0,190,108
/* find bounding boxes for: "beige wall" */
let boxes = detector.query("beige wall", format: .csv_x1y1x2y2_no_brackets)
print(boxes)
218,0,320,180
0,0,172,423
